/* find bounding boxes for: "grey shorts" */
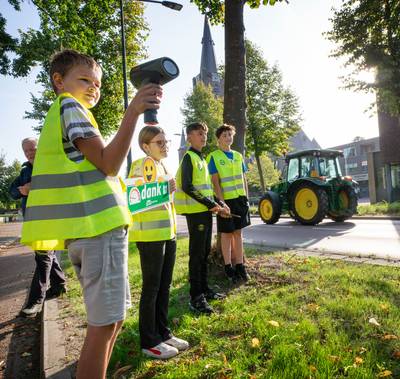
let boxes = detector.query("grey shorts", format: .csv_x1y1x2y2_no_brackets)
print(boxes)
68,227,131,326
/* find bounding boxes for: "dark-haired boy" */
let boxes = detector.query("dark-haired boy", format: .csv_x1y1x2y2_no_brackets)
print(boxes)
175,122,228,315
21,49,162,379
207,124,251,283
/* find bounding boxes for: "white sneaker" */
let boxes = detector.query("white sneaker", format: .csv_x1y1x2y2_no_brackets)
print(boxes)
164,336,189,351
21,303,42,317
142,342,179,359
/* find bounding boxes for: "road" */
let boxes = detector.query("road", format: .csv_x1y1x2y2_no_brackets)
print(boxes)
176,216,400,260
0,223,40,379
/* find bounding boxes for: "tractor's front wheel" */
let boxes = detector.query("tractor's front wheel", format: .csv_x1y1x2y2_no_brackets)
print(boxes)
290,183,328,225
328,186,358,222
258,191,281,224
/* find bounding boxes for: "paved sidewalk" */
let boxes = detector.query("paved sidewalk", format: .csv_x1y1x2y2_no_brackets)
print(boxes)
0,222,40,379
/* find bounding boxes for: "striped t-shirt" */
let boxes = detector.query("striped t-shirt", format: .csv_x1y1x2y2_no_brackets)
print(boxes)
60,97,100,162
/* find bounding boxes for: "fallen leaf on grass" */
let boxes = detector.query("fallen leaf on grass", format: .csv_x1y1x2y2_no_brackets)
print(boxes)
21,352,31,357
328,355,340,363
368,317,380,326
392,351,400,360
172,317,180,326
309,365,317,372
380,304,390,313
229,335,242,340
382,334,398,340
112,365,132,379
307,303,320,312
377,370,392,378
354,356,363,365
221,353,228,365
267,320,280,327
359,347,367,354
251,338,260,348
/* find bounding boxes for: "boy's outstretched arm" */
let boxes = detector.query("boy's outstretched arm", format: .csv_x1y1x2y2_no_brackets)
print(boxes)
75,83,162,176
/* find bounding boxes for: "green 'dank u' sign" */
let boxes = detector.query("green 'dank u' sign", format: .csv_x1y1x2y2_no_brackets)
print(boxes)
126,178,170,215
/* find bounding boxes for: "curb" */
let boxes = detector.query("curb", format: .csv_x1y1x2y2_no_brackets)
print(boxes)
243,242,400,267
0,237,19,251
41,298,72,379
249,214,400,221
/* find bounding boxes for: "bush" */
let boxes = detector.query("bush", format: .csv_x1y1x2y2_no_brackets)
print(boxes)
357,201,400,216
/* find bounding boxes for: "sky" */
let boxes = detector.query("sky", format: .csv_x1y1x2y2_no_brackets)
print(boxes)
0,0,379,175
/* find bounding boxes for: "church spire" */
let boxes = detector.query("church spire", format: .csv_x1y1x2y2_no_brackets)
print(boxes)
192,16,223,97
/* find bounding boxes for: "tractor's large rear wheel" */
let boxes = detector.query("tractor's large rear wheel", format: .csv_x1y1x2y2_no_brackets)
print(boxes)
291,183,328,225
259,191,281,224
328,186,358,222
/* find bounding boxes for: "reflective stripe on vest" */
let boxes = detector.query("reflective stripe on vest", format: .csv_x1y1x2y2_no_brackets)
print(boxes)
128,158,176,242
207,150,246,200
21,93,131,250
175,151,213,214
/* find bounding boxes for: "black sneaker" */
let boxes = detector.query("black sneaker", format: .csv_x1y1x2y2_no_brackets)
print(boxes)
224,264,240,284
45,285,67,299
204,289,226,301
189,294,214,315
235,264,251,281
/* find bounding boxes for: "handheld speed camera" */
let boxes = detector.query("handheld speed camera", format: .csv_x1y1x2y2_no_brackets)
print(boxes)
130,57,180,125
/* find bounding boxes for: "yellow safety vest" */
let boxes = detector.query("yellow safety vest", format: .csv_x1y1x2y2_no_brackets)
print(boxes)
207,149,246,200
128,158,176,242
175,150,213,214
21,93,131,250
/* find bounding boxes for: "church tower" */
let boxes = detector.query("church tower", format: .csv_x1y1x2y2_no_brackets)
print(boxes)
192,16,223,97
178,16,223,161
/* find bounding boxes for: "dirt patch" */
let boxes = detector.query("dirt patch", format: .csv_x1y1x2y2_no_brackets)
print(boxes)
56,296,86,378
208,246,296,287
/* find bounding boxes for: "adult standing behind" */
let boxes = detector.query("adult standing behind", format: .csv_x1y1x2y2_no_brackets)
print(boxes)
175,122,228,315
128,126,189,359
9,137,67,317
207,124,251,283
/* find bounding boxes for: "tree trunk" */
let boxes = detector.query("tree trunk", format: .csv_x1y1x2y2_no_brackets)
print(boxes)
224,0,246,155
255,153,266,194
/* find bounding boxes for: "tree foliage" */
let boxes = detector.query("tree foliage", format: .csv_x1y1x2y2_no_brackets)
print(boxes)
190,0,287,25
181,82,223,156
246,154,280,193
0,155,21,209
190,0,288,156
326,0,400,115
1,0,148,135
246,40,301,156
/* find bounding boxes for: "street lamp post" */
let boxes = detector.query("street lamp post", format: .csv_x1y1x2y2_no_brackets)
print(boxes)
119,0,182,176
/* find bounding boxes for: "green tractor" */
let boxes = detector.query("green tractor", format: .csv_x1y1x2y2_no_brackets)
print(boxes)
258,149,359,225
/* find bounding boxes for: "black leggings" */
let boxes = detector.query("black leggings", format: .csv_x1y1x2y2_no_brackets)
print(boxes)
136,239,176,349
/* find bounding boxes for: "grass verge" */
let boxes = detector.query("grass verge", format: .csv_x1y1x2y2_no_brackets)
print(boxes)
357,201,400,216
61,240,400,378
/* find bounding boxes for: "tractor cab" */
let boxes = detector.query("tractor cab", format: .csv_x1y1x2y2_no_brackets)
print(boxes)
284,149,343,181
